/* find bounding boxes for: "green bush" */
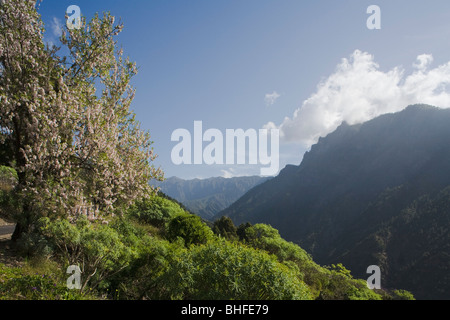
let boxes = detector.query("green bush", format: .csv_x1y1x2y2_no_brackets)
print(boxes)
166,213,214,247
127,195,186,228
163,239,313,300
0,166,20,222
39,216,137,292
15,229,53,258
391,289,415,300
212,216,238,241
240,224,386,300
109,236,183,300
310,264,381,300
0,165,17,191
243,223,311,264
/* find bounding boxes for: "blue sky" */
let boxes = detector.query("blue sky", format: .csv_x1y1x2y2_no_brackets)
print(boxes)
38,0,450,179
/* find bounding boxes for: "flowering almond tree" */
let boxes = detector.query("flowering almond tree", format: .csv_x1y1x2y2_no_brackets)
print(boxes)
0,0,163,240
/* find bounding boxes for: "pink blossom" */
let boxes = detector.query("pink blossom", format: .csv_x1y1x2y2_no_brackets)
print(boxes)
0,0,164,226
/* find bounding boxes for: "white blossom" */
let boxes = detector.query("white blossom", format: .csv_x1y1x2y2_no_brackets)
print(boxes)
0,0,164,226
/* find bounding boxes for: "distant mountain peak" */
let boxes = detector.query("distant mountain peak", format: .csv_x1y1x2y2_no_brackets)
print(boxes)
154,175,270,220
404,103,439,111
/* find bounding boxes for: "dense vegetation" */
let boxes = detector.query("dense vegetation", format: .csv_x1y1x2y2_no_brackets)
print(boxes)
0,179,414,300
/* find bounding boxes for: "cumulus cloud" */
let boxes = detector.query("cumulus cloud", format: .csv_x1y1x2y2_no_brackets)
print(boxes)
413,54,433,71
269,50,450,147
265,91,281,106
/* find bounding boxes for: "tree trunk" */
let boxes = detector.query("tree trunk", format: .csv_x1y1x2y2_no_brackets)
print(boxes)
11,202,31,242
11,222,24,242
10,115,30,242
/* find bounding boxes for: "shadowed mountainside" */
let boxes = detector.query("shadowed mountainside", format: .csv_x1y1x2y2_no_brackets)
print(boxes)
217,104,450,299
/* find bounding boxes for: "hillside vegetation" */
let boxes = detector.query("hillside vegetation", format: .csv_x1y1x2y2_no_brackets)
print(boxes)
0,177,413,300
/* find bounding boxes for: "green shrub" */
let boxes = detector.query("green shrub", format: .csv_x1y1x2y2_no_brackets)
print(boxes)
39,216,137,292
0,165,17,191
0,166,20,222
127,195,186,228
15,229,53,258
244,223,311,264
391,289,415,300
212,216,238,241
109,236,182,300
166,213,214,247
163,239,313,300
312,264,382,300
241,224,386,300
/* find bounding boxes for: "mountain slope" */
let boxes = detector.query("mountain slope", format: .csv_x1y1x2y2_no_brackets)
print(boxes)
155,176,269,220
217,104,450,299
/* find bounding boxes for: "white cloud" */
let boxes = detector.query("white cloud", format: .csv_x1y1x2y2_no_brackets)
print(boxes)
413,54,433,71
51,17,63,38
269,50,450,147
221,168,235,178
265,91,281,106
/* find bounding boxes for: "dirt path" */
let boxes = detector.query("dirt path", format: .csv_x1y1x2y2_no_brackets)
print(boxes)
0,218,15,240
0,224,15,239
0,219,23,268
